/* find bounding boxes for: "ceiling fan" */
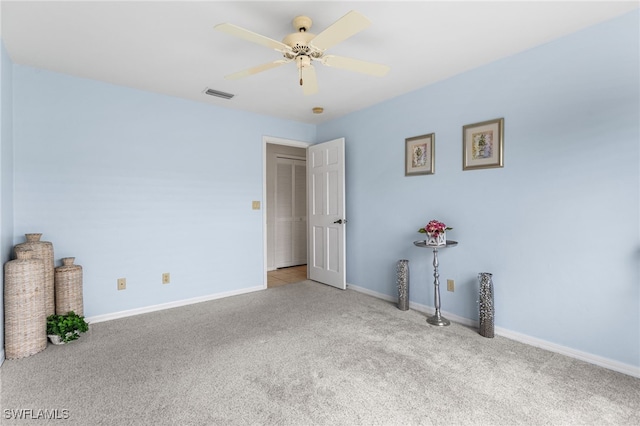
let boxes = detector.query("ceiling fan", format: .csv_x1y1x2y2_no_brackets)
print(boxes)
214,10,390,95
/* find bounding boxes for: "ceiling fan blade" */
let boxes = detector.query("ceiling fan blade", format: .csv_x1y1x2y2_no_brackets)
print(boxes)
321,55,390,77
215,23,291,53
225,59,292,80
301,65,318,95
309,10,371,51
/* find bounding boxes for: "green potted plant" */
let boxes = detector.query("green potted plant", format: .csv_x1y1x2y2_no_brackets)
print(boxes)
46,311,89,345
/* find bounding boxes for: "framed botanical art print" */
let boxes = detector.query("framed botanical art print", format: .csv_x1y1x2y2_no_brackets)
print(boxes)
405,133,435,176
462,118,504,170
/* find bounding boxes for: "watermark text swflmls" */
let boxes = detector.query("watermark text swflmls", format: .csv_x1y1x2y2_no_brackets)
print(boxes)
3,408,70,420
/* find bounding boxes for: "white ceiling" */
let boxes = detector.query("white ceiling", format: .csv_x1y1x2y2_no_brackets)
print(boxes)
2,1,638,124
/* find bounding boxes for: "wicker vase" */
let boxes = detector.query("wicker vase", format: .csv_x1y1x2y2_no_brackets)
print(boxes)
14,233,55,317
396,259,410,311
4,250,47,359
478,272,495,338
55,257,84,316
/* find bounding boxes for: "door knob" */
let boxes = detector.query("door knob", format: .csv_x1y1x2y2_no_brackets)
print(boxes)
333,219,348,224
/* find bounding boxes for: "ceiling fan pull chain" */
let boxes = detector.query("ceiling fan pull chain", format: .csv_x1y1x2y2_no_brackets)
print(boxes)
298,57,303,86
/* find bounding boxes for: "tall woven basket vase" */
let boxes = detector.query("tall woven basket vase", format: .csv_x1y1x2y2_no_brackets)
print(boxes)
478,272,495,338
396,259,410,311
4,250,47,359
55,257,84,316
14,233,55,317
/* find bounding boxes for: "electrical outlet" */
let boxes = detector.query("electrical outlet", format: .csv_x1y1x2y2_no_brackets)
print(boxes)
447,279,455,292
162,272,170,285
117,278,126,291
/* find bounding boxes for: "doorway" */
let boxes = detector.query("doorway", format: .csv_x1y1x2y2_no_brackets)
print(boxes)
274,155,306,268
262,136,346,290
263,138,311,288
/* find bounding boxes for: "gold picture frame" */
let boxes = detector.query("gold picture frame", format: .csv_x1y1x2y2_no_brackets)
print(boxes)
405,133,435,176
463,118,504,170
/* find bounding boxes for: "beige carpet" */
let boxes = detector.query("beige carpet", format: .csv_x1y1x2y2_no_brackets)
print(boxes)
1,281,638,425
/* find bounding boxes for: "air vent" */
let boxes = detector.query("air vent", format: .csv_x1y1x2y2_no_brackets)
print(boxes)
204,88,234,100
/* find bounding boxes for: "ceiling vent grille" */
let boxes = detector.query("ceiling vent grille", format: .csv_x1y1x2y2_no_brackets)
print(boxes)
204,88,234,100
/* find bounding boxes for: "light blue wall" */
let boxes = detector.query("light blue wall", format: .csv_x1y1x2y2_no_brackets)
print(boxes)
5,10,638,371
12,66,315,317
1,41,15,360
317,11,639,367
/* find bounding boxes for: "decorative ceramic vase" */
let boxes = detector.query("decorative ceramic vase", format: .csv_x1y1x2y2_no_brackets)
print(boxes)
426,231,446,246
14,233,55,317
396,259,410,311
55,257,84,316
47,335,64,345
47,332,79,345
4,250,47,359
478,272,495,338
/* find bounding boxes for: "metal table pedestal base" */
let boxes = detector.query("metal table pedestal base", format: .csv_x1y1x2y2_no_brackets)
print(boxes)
427,313,450,327
413,240,458,328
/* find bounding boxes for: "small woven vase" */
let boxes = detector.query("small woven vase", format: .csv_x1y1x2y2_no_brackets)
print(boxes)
4,250,47,359
55,257,84,316
15,233,55,317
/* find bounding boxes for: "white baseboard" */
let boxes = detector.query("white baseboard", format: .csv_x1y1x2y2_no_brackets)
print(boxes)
0,349,5,367
346,283,640,378
347,283,397,302
495,327,640,378
86,285,265,324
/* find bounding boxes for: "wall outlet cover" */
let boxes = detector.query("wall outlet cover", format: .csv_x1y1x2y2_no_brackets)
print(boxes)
447,279,454,292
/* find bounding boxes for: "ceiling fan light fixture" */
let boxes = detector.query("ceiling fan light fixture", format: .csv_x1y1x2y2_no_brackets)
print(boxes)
204,88,234,100
312,107,324,114
214,10,387,95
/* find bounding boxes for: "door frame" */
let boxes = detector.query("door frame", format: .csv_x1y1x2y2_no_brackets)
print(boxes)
262,136,312,288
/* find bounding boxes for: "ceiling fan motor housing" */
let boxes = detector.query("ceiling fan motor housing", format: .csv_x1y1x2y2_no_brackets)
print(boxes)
282,31,320,58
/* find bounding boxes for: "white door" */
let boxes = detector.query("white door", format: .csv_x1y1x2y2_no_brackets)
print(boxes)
307,138,346,289
275,157,307,268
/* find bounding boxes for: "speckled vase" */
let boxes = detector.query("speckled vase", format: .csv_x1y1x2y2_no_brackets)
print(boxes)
396,259,410,311
478,272,495,338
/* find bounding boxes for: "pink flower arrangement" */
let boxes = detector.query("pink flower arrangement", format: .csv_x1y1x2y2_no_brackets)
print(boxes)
418,220,452,235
